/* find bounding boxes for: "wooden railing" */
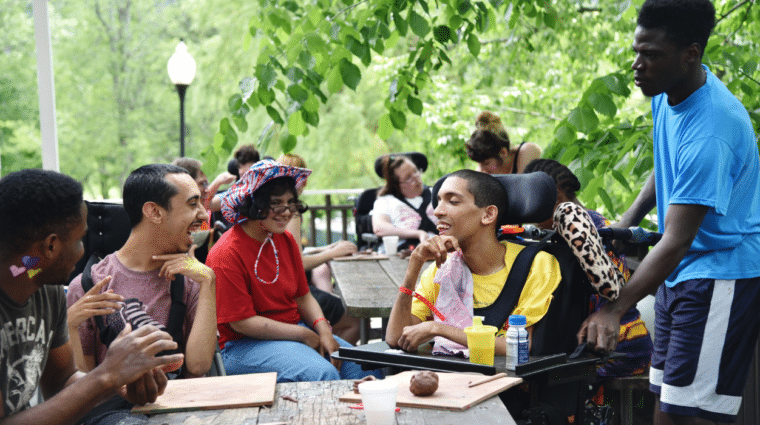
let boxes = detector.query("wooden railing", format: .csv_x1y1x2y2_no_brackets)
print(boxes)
300,188,364,247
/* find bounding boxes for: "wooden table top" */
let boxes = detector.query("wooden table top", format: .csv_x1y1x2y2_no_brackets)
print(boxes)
329,256,416,318
145,380,515,424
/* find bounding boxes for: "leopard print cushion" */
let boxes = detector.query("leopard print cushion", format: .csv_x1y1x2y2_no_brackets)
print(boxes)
553,202,624,301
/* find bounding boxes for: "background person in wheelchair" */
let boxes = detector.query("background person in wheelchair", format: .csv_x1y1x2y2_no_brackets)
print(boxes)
386,169,562,355
371,153,438,253
524,159,653,381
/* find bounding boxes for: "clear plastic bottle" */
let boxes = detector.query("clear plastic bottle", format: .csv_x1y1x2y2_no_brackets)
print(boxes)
506,314,529,371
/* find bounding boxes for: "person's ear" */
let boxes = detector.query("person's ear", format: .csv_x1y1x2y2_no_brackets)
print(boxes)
499,147,509,160
481,205,499,226
39,233,61,260
683,42,701,66
142,202,164,224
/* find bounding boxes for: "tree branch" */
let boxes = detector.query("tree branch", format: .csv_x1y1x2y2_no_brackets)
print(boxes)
716,0,754,24
330,0,370,21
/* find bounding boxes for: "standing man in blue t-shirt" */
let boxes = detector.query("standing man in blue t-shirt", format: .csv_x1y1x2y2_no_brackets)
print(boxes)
578,1,760,424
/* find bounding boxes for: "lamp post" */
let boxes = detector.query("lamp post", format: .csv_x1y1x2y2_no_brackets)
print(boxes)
167,40,196,157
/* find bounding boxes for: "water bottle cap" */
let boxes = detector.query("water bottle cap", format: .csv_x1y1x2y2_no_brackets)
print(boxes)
508,315,526,326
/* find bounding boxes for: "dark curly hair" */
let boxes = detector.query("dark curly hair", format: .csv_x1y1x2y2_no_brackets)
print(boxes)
237,176,307,221
523,159,581,200
638,0,715,55
234,144,261,167
0,169,83,253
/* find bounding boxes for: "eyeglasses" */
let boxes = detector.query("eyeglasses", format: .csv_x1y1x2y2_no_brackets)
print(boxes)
399,169,421,186
270,201,308,215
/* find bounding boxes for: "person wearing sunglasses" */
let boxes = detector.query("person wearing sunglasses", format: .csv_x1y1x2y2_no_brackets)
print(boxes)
206,160,382,382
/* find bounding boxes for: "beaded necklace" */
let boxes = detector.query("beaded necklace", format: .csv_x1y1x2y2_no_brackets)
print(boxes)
254,232,279,284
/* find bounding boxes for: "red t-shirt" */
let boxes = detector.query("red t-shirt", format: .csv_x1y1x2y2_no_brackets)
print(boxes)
207,225,309,349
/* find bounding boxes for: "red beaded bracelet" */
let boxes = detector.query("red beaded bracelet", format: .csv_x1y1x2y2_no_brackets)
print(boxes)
313,317,331,330
398,287,446,321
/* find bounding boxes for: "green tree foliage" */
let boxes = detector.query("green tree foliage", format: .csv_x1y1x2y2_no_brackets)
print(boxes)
213,0,759,219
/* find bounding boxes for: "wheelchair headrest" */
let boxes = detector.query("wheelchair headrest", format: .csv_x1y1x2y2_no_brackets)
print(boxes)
431,171,557,225
374,152,428,178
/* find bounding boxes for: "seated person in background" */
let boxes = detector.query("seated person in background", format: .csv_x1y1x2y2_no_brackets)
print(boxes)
67,164,218,423
0,169,181,424
278,153,361,345
173,157,236,261
466,111,541,174
207,160,382,382
172,157,236,221
386,169,562,355
208,144,261,214
523,159,653,380
371,154,438,252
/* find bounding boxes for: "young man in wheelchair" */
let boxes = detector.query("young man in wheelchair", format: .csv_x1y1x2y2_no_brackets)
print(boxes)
386,169,562,355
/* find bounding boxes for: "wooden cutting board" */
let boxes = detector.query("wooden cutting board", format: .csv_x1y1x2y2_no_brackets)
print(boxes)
132,372,277,414
331,253,390,261
339,371,522,411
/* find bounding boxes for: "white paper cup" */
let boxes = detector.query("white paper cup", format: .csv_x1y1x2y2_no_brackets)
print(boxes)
382,236,399,256
358,379,399,425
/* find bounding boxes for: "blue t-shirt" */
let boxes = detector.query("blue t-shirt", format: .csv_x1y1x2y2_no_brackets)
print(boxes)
653,65,760,286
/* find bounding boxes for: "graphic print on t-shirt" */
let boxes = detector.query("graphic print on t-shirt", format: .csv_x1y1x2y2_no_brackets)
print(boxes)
1,316,53,415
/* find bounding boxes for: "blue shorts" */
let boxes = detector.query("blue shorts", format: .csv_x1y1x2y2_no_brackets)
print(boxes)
649,278,760,423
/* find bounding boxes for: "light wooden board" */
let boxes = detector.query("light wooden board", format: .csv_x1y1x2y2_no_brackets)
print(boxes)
133,372,277,414
331,253,390,261
339,371,522,411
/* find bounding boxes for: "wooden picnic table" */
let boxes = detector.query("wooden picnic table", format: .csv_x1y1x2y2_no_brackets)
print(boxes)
330,256,429,344
144,379,515,424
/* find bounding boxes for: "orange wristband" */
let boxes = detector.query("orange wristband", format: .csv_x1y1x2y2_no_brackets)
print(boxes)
313,317,331,330
398,287,446,321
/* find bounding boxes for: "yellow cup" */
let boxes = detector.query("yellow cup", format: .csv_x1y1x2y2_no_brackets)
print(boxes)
464,316,498,366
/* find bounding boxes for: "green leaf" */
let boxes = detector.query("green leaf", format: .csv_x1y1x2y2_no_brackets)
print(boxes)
408,10,430,38
742,60,757,75
555,125,576,145
302,110,320,127
449,15,463,30
287,84,309,103
257,87,275,105
589,93,617,118
327,66,343,94
280,134,297,153
434,25,451,43
212,132,225,155
560,145,580,164
467,33,480,57
232,115,248,133
600,74,630,96
345,35,368,59
228,94,243,112
568,107,599,133
740,82,754,96
393,11,408,36
598,187,615,216
305,33,328,53
256,64,277,90
610,169,632,192
298,50,316,70
543,10,556,28
288,110,306,136
389,109,406,130
407,96,423,115
266,106,283,124
339,59,361,91
303,94,320,112
378,114,394,139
